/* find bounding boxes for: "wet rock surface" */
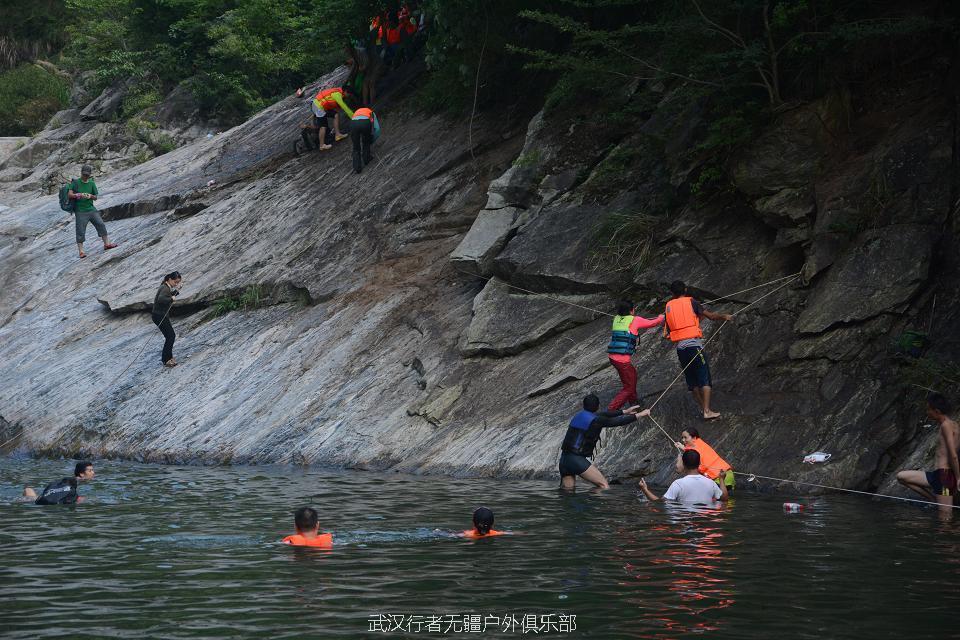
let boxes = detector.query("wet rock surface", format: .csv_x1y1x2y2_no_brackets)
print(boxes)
0,68,956,504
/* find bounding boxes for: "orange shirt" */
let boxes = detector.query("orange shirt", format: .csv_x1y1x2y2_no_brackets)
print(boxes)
282,533,333,548
684,438,731,480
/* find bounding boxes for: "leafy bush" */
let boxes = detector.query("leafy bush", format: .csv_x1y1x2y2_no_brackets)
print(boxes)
0,63,69,135
211,285,265,317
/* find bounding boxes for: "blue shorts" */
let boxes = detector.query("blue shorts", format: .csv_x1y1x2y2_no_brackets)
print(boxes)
677,346,712,390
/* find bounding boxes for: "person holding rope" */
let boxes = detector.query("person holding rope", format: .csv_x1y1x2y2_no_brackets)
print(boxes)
559,393,649,490
679,427,734,493
638,449,729,504
664,280,732,420
606,300,663,411
896,393,960,508
153,272,182,368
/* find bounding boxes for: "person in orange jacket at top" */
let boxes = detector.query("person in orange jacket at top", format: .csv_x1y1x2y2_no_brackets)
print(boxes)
282,507,333,548
663,280,733,420
606,299,664,411
295,85,355,150
461,507,505,539
678,427,735,492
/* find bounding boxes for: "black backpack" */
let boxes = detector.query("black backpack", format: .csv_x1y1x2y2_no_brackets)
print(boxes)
58,178,79,212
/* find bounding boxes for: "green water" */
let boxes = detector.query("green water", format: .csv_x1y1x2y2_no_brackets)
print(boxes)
1,455,957,639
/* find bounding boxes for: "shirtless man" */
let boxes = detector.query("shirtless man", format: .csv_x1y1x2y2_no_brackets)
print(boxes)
897,393,959,511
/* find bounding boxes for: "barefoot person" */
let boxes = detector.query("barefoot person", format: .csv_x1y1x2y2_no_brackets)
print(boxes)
897,393,960,509
638,449,729,504
68,164,117,259
663,280,733,420
606,299,663,411
153,272,181,367
559,393,649,490
23,462,95,505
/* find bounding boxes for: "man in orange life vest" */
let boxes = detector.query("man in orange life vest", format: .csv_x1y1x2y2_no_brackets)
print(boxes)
664,280,732,420
606,300,664,411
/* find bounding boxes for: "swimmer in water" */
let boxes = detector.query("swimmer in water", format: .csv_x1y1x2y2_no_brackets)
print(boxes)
461,507,505,538
282,507,333,548
23,462,95,505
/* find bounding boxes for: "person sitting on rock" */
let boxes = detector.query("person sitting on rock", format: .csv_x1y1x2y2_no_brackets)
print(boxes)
68,164,117,259
559,393,649,490
679,427,734,493
23,461,96,505
897,392,960,512
638,449,729,504
606,299,664,411
663,280,733,420
282,507,333,548
350,105,381,173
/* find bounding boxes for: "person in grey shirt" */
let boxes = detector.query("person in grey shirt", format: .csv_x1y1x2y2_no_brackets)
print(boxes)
153,271,182,367
638,449,729,504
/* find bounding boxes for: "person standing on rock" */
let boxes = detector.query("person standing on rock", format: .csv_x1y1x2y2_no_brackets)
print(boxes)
897,393,960,510
68,164,117,259
350,106,381,173
664,281,733,420
559,393,649,490
606,300,664,411
296,85,355,150
153,271,182,368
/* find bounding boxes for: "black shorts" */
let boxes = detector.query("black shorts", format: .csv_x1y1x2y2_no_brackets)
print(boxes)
559,451,592,477
677,346,712,390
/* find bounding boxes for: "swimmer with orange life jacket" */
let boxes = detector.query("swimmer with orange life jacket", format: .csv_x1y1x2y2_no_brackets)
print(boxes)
282,506,333,548
461,507,505,538
664,280,733,420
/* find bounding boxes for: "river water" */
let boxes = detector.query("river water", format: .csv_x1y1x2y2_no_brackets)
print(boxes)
1,455,957,639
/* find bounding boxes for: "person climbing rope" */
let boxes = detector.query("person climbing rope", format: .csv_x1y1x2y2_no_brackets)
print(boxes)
282,506,333,548
638,449,729,503
559,393,649,490
663,280,733,420
68,164,117,259
897,393,960,509
606,300,664,411
153,272,182,368
23,462,95,505
678,427,734,493
350,106,381,174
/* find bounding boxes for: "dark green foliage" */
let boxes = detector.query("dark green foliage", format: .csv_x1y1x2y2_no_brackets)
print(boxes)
0,64,70,135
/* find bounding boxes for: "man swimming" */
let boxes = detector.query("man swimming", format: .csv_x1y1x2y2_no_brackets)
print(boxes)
23,462,95,505
282,506,333,547
897,393,960,510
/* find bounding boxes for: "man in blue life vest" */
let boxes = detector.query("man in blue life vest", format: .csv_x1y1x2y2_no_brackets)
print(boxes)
559,393,650,490
664,280,733,419
607,300,664,411
23,462,96,505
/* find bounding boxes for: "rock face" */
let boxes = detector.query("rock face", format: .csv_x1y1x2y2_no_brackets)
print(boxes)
0,63,956,505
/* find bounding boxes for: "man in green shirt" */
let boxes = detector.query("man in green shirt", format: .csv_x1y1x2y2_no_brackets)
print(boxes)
68,164,117,258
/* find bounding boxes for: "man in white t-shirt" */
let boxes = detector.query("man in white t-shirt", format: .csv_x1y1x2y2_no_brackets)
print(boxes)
638,449,729,503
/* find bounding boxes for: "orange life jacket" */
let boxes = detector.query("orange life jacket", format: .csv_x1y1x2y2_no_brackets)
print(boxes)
386,26,402,45
354,107,373,119
461,529,505,539
664,296,702,342
282,533,333,548
685,438,731,480
314,88,344,111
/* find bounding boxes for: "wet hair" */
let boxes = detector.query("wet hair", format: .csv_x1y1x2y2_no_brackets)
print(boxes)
669,280,687,296
294,507,319,532
683,427,700,439
583,393,600,413
473,506,494,534
928,392,952,416
681,449,701,470
74,462,92,477
616,300,634,316
162,271,181,284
